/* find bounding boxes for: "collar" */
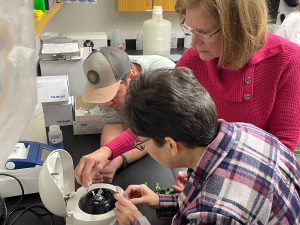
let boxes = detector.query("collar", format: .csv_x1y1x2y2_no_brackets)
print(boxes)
189,119,238,186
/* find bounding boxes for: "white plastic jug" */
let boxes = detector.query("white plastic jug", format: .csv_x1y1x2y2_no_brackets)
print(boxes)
143,6,171,57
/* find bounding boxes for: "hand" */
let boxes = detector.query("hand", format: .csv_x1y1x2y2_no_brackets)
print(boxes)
123,184,159,209
114,193,143,225
93,157,122,183
74,146,112,187
172,171,188,192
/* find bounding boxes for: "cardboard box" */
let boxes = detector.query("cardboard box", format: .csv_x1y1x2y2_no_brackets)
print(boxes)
73,120,103,135
73,96,103,135
37,75,70,103
40,48,89,97
42,97,74,127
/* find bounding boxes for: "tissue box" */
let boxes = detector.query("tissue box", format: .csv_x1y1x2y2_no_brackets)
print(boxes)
42,97,74,127
73,96,104,135
37,75,70,103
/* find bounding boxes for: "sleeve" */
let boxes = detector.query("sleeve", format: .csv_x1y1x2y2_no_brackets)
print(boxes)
187,212,243,225
131,216,151,225
104,129,135,158
156,194,179,219
268,52,300,150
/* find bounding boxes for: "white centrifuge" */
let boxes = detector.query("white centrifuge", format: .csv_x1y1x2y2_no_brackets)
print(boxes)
39,150,123,225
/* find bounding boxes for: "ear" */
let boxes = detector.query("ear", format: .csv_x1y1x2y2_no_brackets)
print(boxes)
164,137,179,156
128,69,136,80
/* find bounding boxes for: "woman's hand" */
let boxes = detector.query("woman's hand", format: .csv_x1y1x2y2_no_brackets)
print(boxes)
93,157,123,183
74,147,112,187
172,171,188,192
114,193,143,225
123,184,160,209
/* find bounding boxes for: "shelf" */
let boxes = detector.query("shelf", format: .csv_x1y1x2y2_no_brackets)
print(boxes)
34,2,63,36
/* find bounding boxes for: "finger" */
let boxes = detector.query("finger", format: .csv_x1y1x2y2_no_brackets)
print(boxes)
124,185,142,198
129,197,145,205
74,158,87,185
178,170,187,177
114,193,132,206
172,183,184,192
80,161,96,187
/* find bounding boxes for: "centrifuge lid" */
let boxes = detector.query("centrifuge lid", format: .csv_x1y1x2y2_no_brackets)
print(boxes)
38,150,75,217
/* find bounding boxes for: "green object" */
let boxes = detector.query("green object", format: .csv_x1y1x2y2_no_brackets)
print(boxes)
165,187,174,194
144,182,148,186
34,0,46,12
155,183,161,191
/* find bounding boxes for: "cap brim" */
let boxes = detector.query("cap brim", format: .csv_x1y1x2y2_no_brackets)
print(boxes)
82,81,121,103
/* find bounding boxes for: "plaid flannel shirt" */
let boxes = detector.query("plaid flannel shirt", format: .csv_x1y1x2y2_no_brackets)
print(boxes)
134,120,300,225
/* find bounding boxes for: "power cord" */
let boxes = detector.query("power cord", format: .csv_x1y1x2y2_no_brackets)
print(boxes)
8,205,54,225
0,196,8,225
0,173,53,225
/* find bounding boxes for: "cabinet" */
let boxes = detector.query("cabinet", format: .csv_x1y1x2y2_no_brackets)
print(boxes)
117,0,176,12
153,0,176,11
34,2,63,35
117,0,152,12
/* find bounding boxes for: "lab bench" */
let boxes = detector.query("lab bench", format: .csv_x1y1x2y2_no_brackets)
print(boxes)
4,126,175,225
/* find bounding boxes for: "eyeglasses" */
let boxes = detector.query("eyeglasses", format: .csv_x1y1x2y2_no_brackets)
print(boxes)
180,19,220,40
133,137,150,151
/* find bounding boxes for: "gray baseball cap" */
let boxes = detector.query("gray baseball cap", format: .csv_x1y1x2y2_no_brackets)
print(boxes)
82,47,131,103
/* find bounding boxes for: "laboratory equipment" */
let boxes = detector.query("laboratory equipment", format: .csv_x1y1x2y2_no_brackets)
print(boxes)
39,150,123,225
143,6,171,57
5,141,56,170
63,32,108,49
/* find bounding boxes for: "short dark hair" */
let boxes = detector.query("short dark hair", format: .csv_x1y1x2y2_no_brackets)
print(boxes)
123,68,219,148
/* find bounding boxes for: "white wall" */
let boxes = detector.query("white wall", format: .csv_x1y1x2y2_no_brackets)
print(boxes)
43,0,184,39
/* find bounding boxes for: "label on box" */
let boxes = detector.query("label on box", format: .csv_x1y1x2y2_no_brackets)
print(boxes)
37,75,70,103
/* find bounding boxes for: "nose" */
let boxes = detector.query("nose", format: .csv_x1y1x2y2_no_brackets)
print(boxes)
191,34,204,50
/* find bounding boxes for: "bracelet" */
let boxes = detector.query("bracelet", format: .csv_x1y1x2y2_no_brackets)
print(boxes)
120,154,128,168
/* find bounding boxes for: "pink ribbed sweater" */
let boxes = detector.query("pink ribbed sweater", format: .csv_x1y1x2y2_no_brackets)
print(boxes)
106,33,300,157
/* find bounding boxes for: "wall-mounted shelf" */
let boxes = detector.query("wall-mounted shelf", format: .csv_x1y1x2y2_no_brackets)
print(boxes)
34,2,63,36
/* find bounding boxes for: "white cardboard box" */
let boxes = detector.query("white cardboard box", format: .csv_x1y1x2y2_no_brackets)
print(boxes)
40,48,89,97
73,120,103,135
73,96,103,135
42,97,74,127
37,75,70,103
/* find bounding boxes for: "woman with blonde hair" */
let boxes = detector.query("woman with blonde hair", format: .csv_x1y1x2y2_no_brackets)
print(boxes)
175,0,300,151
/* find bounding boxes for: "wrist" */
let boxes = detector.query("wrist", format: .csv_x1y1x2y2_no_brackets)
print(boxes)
114,156,124,169
99,146,112,159
119,154,128,168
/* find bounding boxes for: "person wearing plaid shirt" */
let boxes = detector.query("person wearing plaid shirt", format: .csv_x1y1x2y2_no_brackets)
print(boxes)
113,68,300,225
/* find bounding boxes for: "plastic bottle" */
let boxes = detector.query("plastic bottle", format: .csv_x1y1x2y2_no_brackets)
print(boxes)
136,32,143,51
143,6,171,57
184,33,192,48
171,33,178,49
48,125,64,149
111,29,126,51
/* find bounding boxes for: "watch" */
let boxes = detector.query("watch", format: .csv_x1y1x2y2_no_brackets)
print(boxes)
120,154,128,168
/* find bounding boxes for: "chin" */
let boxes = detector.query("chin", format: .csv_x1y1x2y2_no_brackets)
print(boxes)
198,53,215,61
